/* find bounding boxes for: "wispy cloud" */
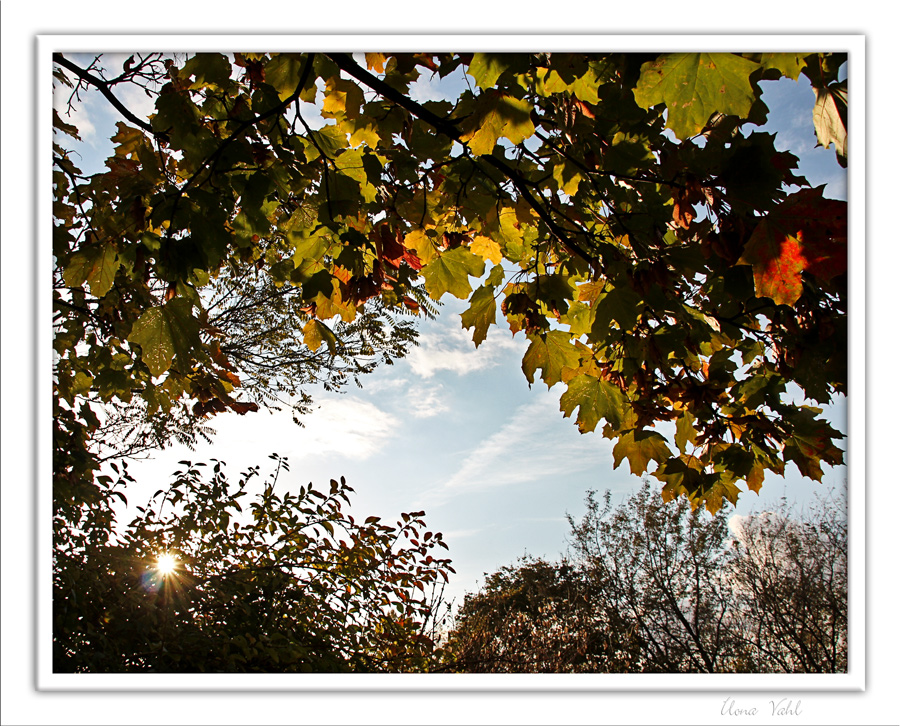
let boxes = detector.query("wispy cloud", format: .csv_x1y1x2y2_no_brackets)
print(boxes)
441,527,484,540
406,314,525,379
407,383,449,418
424,393,612,504
293,396,399,459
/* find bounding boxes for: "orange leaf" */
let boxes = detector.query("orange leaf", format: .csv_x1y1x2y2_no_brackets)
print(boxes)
738,187,847,306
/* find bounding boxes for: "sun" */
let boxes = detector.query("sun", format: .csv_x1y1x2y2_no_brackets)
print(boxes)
156,552,178,575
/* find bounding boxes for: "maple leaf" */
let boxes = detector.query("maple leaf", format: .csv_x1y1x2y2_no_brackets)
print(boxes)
302,319,338,355
127,298,201,377
813,81,847,164
738,187,847,306
612,430,672,476
467,53,513,90
421,247,485,300
758,52,809,80
559,374,627,432
460,284,498,348
470,234,503,265
63,244,121,298
322,77,364,121
521,331,581,388
634,53,761,140
460,90,535,156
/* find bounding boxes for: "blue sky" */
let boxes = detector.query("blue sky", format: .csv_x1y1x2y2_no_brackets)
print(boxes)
56,53,848,611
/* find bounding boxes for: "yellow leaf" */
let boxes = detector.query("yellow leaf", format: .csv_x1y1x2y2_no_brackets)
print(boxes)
365,53,387,73
470,235,502,264
404,229,439,265
322,78,364,121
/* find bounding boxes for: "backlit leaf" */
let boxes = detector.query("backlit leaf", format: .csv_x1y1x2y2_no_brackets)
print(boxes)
812,81,847,164
460,284,497,348
612,430,672,476
63,244,120,298
470,235,503,265
302,319,338,355
460,91,534,156
634,53,761,140
559,374,627,432
521,331,581,388
759,52,808,80
322,78,364,121
127,298,202,377
421,247,485,300
467,53,513,90
739,187,847,306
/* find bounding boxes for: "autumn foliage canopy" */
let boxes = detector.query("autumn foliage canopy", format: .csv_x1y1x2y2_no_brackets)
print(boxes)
52,51,848,515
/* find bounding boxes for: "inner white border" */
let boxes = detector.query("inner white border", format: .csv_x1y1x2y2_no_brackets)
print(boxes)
37,34,866,692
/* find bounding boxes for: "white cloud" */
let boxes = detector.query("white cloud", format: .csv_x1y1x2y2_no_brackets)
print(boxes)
409,74,450,104
727,513,748,538
408,383,449,419
53,85,97,141
118,83,159,127
294,396,399,459
406,314,524,379
363,375,410,393
441,527,484,540
191,395,398,463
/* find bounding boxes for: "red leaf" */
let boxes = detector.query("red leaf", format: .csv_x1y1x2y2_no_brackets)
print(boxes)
738,187,847,306
229,401,259,415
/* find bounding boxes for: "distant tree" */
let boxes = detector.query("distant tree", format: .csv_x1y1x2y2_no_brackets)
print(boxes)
442,481,847,673
53,455,453,672
727,492,847,672
439,557,603,672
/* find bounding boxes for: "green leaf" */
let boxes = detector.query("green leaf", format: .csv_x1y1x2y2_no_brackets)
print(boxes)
421,247,485,300
404,229,439,265
460,284,497,348
674,409,697,454
467,53,512,89
127,298,202,377
63,244,120,298
633,53,761,140
264,53,308,101
461,91,535,155
591,284,642,335
559,374,627,432
613,430,672,476
521,330,581,388
758,53,808,80
181,53,234,90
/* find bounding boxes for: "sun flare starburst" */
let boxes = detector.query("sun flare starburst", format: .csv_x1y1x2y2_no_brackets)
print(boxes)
156,552,178,575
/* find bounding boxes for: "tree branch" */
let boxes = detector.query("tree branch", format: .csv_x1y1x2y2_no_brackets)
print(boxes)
325,53,599,267
52,53,157,135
